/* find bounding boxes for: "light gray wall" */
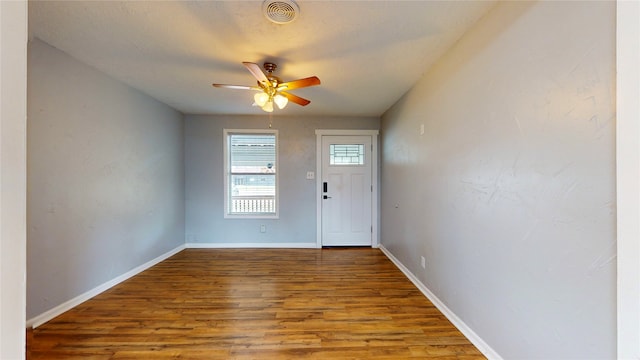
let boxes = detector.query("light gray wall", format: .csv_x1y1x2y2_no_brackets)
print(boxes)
380,2,615,359
185,115,379,245
27,39,185,319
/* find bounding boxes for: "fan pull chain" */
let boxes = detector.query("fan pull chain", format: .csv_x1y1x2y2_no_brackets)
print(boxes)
268,113,273,129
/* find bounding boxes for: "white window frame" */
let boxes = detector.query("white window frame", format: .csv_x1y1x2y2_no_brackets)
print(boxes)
223,129,279,219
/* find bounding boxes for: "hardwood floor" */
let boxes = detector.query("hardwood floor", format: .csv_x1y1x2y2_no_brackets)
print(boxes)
27,248,485,359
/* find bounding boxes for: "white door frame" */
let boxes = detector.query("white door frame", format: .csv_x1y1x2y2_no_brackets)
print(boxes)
315,129,379,248
1,2,28,359
616,1,640,358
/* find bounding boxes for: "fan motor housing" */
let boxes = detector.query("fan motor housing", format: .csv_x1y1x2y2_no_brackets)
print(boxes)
263,62,277,73
262,0,299,24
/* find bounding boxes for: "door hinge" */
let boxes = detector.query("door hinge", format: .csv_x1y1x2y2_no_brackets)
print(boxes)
371,185,373,192
371,226,373,233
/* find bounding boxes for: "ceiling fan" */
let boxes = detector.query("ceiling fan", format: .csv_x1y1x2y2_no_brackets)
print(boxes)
213,62,321,112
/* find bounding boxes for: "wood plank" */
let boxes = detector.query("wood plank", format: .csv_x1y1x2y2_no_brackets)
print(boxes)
27,248,485,359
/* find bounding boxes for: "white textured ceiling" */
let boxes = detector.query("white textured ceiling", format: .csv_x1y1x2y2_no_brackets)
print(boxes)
29,1,496,117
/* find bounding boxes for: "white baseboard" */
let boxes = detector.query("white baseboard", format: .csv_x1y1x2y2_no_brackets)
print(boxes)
378,245,503,360
185,242,319,249
26,244,186,329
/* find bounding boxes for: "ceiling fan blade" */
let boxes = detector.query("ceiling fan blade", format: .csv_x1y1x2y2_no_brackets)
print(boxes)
278,76,320,91
212,83,259,90
280,91,311,106
242,62,270,86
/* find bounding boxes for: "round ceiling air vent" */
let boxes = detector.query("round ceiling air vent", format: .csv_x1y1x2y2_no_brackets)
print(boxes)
262,0,299,24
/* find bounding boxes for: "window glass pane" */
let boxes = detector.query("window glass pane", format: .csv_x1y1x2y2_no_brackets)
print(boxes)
230,174,275,214
230,134,276,173
330,144,365,165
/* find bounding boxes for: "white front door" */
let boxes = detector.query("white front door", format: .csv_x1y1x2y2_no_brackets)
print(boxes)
320,135,372,246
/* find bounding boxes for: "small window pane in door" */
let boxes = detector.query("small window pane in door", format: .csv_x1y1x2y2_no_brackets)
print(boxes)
329,144,364,165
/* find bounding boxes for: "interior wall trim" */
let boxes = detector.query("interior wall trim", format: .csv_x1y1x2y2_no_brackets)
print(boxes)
185,242,318,249
26,244,186,329
379,245,504,360
616,0,640,357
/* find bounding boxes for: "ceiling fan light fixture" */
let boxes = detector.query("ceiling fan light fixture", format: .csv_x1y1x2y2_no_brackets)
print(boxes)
273,94,288,109
262,0,299,25
254,92,269,107
262,101,274,113
213,61,319,111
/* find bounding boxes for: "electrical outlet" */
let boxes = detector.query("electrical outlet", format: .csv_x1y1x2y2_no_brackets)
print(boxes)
260,224,266,233
420,124,425,135
306,171,315,180
420,256,426,269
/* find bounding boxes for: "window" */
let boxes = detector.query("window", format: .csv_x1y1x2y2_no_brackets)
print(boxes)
329,144,365,165
224,130,278,218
